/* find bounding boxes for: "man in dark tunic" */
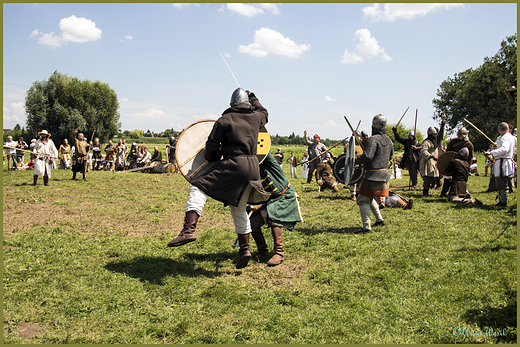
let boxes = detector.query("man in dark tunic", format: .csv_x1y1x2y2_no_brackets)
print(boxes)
444,147,482,204
167,88,270,269
72,128,91,181
440,127,474,196
391,128,420,188
354,114,394,234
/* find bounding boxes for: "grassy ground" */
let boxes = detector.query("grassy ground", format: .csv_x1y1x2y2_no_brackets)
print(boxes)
2,149,517,343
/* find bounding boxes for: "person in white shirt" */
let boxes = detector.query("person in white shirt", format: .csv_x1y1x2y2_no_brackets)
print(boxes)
4,135,17,170
486,122,516,207
32,130,58,186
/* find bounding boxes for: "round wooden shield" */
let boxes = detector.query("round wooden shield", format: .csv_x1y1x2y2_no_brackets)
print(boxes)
333,153,346,183
175,119,270,183
437,151,457,176
349,164,365,185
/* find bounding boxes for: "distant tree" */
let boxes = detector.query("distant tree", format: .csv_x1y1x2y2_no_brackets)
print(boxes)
13,124,21,131
25,71,121,144
433,34,517,151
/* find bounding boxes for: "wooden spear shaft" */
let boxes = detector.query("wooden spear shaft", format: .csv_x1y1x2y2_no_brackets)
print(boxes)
463,118,495,144
3,145,57,159
344,116,364,150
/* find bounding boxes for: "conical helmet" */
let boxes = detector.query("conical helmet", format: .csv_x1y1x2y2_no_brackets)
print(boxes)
458,147,469,160
230,88,251,109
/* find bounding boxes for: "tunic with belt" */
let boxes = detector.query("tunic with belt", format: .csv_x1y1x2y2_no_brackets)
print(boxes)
33,139,58,177
73,135,90,164
356,127,394,197
191,93,270,207
258,153,302,227
491,132,515,177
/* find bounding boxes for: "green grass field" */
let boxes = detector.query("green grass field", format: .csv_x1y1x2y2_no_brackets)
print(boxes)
3,149,517,343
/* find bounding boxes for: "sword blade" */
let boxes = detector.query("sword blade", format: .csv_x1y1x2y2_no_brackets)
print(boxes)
219,51,240,88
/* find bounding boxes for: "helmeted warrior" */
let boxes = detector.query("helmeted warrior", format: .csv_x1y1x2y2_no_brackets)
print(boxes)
419,114,446,196
167,88,270,269
392,127,420,187
354,114,394,234
444,147,482,205
440,126,475,196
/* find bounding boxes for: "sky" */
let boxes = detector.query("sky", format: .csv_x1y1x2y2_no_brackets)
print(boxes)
3,2,517,141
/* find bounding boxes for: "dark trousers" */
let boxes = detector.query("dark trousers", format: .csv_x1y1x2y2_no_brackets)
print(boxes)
72,160,87,178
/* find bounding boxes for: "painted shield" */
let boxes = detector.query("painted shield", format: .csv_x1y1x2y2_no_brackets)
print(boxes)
176,119,270,183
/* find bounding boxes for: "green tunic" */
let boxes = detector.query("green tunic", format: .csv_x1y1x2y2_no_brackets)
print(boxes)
260,153,303,224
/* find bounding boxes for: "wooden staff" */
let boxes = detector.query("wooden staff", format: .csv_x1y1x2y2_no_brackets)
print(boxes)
86,129,96,176
463,118,495,144
355,120,361,132
3,145,57,159
344,116,364,150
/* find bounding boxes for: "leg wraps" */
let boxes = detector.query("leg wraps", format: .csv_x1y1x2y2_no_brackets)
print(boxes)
185,185,208,216
229,205,251,235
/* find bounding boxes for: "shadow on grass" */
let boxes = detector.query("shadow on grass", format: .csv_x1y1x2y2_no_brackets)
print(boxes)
462,290,517,343
295,226,362,235
105,252,238,285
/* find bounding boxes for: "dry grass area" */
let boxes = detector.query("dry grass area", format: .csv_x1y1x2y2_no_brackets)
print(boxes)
2,169,235,239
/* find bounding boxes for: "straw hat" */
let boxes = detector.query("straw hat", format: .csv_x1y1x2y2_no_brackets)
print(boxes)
38,130,51,137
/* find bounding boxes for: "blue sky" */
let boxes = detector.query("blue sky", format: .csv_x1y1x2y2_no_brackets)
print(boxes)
3,3,517,140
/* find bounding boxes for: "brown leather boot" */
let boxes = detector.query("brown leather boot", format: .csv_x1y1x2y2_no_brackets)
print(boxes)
167,211,199,247
251,230,269,262
44,176,50,186
405,197,413,209
33,175,38,186
266,226,284,266
236,233,251,269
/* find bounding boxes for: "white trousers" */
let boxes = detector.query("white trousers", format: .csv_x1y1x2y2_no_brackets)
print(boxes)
185,184,252,234
357,194,384,230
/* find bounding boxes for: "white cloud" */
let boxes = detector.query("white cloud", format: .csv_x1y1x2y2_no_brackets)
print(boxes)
119,98,129,102
3,102,26,128
223,3,280,17
363,3,465,22
120,35,133,42
30,15,102,48
137,109,166,119
323,96,337,102
341,29,392,64
172,3,200,9
238,27,310,58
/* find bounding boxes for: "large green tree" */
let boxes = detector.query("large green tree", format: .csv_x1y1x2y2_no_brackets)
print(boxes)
432,34,517,151
25,71,121,144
